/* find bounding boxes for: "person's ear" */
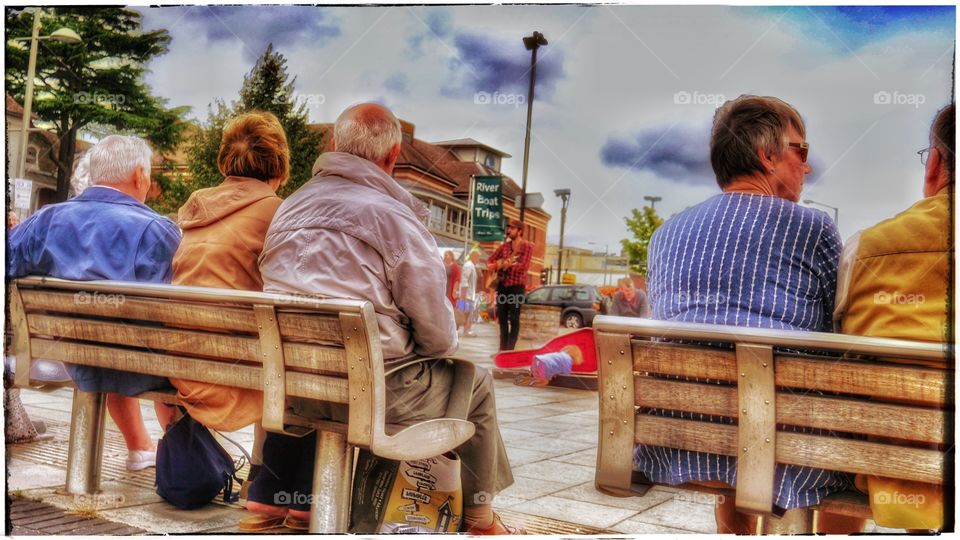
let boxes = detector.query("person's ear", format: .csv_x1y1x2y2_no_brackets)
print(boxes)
756,146,775,174
923,147,952,197
382,143,402,172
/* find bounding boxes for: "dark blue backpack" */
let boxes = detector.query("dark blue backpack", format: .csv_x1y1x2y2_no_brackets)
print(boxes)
155,410,244,510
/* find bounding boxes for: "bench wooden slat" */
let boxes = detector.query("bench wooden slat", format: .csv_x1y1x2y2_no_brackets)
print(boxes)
634,415,943,484
26,314,349,375
20,290,344,344
635,376,947,444
633,342,946,405
28,338,350,404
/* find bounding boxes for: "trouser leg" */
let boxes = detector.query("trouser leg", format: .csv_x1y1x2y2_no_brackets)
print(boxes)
458,365,513,504
495,289,510,351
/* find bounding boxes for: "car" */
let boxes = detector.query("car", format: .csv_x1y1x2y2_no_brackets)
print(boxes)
523,284,607,328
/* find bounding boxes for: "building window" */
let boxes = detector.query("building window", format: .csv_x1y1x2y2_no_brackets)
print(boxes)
484,153,497,169
428,203,445,231
26,145,39,169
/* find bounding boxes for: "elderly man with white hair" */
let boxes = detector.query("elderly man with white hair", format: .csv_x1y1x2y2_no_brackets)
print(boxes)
8,134,181,471
246,103,522,534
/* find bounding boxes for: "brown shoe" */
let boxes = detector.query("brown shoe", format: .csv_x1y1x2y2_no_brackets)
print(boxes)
465,513,528,535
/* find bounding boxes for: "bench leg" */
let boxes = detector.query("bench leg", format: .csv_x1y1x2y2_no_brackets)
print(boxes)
309,431,352,533
758,509,813,534
64,391,107,495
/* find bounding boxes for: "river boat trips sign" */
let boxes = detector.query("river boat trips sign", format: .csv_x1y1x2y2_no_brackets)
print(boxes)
472,176,504,241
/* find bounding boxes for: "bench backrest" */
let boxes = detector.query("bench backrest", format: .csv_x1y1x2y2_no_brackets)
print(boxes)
594,316,951,514
9,276,442,458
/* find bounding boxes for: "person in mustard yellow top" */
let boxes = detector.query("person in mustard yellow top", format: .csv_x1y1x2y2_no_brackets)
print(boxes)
169,111,288,500
834,103,953,532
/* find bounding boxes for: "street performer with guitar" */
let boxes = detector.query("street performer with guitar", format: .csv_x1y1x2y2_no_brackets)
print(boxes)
487,219,533,351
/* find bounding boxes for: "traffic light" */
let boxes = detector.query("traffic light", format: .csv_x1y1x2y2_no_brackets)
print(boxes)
540,267,549,285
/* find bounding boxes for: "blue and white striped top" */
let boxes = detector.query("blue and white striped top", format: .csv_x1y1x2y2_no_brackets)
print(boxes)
634,192,851,510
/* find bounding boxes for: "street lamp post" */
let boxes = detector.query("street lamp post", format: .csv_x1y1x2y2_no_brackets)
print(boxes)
518,31,547,222
803,199,839,226
12,10,82,180
643,195,662,210
554,188,570,284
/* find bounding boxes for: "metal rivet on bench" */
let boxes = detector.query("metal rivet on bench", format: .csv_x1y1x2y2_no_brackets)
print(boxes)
743,447,747,452
275,345,279,349
362,386,366,392
741,372,746,377
764,400,770,405
762,362,768,368
609,430,614,435
622,385,627,390
609,395,614,399
619,350,625,355
354,327,358,331
608,360,612,365
623,420,628,424
765,438,771,443
742,409,747,414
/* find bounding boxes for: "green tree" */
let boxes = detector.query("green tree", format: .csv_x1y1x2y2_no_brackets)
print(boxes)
5,7,188,201
620,206,664,277
184,43,322,205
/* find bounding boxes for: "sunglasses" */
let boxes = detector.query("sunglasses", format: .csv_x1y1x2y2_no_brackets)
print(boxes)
787,142,809,163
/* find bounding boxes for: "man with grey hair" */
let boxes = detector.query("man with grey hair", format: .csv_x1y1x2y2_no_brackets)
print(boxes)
8,134,180,471
252,103,522,534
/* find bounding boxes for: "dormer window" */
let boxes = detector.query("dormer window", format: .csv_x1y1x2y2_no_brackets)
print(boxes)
483,153,497,169
26,145,39,169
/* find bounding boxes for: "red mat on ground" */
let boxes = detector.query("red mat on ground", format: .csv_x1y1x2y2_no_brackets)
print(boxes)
494,328,597,373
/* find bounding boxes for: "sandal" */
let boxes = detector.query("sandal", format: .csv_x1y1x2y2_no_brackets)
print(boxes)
465,513,528,535
283,514,310,531
238,513,287,532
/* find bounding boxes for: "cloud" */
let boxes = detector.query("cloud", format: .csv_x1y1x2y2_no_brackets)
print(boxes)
406,9,452,59
442,31,565,100
192,6,341,60
383,73,409,95
767,6,955,51
601,125,715,186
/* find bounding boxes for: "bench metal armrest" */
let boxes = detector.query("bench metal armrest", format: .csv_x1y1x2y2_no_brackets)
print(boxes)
375,356,476,461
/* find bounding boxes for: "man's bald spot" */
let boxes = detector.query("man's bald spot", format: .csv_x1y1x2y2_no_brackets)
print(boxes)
338,102,398,127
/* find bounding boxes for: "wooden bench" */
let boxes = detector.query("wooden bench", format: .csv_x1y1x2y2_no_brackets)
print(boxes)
9,276,476,533
593,315,950,533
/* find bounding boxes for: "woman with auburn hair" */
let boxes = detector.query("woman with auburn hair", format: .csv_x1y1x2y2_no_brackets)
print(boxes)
167,111,293,524
637,95,863,533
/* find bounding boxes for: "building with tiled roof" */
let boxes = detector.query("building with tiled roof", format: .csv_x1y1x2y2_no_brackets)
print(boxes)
5,95,92,216
309,119,551,289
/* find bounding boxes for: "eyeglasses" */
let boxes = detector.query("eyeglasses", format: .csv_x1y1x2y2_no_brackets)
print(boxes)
918,147,931,165
787,142,809,163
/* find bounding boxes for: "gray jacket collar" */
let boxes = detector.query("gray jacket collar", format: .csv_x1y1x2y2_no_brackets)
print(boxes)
311,152,428,220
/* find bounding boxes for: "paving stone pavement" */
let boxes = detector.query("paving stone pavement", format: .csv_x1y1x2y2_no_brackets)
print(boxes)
7,319,894,534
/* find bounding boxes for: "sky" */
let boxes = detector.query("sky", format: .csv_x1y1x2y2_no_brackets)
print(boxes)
133,3,956,252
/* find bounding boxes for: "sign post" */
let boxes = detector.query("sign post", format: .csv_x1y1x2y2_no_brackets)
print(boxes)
471,176,504,242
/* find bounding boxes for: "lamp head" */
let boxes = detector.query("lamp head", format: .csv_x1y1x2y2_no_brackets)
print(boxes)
553,188,571,198
523,31,548,50
49,27,81,44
